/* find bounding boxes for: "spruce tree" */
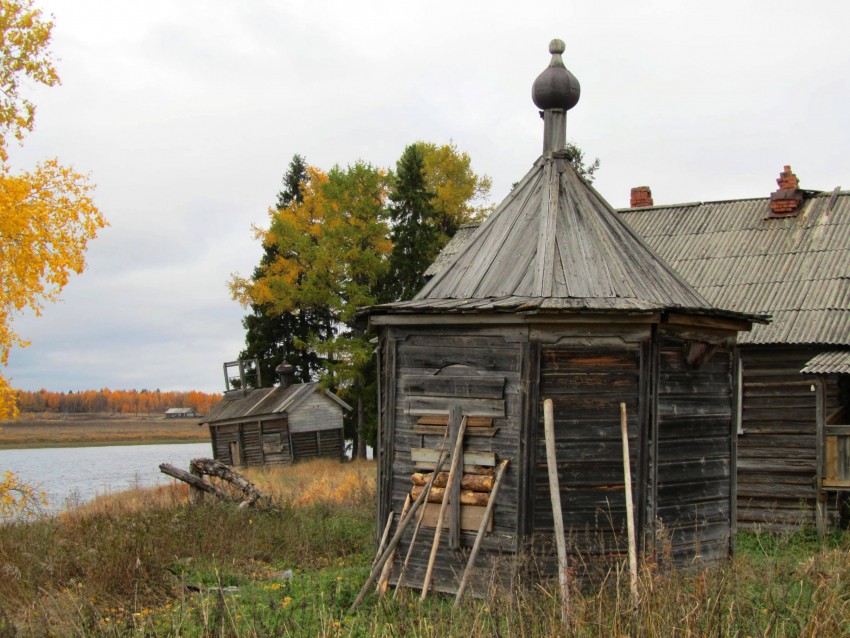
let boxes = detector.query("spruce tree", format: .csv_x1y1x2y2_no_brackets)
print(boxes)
382,144,439,302
238,154,328,386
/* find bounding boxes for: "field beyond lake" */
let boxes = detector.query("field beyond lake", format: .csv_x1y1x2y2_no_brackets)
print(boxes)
0,412,210,449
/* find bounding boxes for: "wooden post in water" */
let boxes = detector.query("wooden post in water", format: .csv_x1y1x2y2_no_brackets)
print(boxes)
543,398,570,629
620,402,639,603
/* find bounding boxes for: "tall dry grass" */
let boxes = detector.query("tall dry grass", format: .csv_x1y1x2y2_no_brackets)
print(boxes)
1,458,849,637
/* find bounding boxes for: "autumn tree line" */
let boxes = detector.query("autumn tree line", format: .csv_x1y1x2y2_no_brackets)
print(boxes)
230,144,492,455
15,388,222,416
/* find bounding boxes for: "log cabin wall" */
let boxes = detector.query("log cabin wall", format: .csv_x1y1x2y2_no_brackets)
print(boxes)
653,327,737,564
529,325,647,580
380,325,524,594
210,419,293,467
737,346,821,531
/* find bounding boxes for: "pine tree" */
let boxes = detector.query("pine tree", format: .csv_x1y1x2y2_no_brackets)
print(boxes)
382,144,439,302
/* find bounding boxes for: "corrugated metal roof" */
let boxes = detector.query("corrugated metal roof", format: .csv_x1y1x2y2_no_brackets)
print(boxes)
201,383,322,425
367,154,757,322
620,191,850,346
801,350,850,374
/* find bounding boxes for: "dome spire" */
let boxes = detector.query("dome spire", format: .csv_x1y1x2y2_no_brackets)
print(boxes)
532,39,580,154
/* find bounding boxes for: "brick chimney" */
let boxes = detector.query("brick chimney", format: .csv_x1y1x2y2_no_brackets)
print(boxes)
630,186,653,208
769,165,803,217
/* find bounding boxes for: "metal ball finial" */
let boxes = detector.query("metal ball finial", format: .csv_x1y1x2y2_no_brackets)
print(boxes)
532,38,580,111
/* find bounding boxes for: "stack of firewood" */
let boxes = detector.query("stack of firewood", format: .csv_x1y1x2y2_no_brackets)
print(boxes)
410,469,495,506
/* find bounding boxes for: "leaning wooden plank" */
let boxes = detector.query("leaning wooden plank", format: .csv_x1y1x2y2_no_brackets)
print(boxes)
377,494,410,596
454,458,509,606
620,402,639,604
421,417,468,600
411,448,496,467
410,486,489,506
372,510,395,570
543,398,570,629
349,448,448,612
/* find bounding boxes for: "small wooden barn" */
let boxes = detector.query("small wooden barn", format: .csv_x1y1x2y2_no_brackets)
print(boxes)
200,373,352,467
363,41,763,595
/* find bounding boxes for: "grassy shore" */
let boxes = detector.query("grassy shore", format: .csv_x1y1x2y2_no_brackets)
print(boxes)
0,412,210,449
0,459,848,636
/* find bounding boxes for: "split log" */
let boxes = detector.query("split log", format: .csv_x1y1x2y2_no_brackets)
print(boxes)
159,464,230,501
189,458,267,508
410,485,489,506
411,472,495,492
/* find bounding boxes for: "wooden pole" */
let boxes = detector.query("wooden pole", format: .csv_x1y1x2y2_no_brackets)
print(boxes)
349,445,450,611
420,416,468,600
377,495,411,596
620,402,639,603
543,398,570,629
372,509,395,570
453,458,509,606
395,479,434,598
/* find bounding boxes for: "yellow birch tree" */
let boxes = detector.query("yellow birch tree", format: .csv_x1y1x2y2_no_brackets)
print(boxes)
0,0,106,421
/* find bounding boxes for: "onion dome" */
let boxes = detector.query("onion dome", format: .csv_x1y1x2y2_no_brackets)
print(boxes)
532,39,580,111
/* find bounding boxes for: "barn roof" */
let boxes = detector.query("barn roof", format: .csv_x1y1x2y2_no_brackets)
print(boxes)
366,41,759,325
620,190,850,346
200,383,352,426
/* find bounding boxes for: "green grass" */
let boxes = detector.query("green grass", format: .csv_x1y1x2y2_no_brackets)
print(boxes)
1,464,849,636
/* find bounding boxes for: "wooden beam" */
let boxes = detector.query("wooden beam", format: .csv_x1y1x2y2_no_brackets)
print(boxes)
411,448,496,467
543,398,570,629
449,406,463,550
666,313,752,332
405,396,505,418
454,459,509,606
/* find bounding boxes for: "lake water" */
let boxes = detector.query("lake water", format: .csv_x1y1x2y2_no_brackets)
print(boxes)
1,442,213,512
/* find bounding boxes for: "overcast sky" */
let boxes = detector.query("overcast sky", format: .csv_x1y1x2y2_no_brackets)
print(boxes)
6,0,850,394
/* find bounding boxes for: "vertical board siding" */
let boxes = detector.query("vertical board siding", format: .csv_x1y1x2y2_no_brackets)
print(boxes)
386,329,522,594
288,394,345,433
260,418,293,465
737,347,819,531
533,345,641,580
655,331,733,564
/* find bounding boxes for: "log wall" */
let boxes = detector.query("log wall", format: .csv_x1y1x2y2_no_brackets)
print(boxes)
531,339,643,579
210,419,293,466
737,346,820,531
654,328,735,564
380,327,523,595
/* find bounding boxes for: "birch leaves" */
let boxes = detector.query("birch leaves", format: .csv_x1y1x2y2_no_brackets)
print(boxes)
0,1,106,419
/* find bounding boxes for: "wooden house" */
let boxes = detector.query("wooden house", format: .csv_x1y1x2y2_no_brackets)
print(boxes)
362,41,762,596
200,365,352,466
618,173,850,532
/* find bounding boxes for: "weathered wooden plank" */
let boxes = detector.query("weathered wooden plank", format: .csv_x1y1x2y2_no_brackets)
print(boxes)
403,375,506,399
405,396,505,417
411,448,496,467
413,425,498,437
416,415,493,427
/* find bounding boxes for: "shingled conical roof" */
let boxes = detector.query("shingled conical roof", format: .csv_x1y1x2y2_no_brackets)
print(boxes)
368,41,754,319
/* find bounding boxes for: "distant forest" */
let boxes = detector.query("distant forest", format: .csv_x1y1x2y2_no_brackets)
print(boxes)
15,388,222,415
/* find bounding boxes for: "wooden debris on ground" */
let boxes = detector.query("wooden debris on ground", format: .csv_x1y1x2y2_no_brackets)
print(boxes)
159,457,268,508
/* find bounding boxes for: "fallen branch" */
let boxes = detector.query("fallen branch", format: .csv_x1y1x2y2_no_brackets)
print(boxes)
159,458,268,508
